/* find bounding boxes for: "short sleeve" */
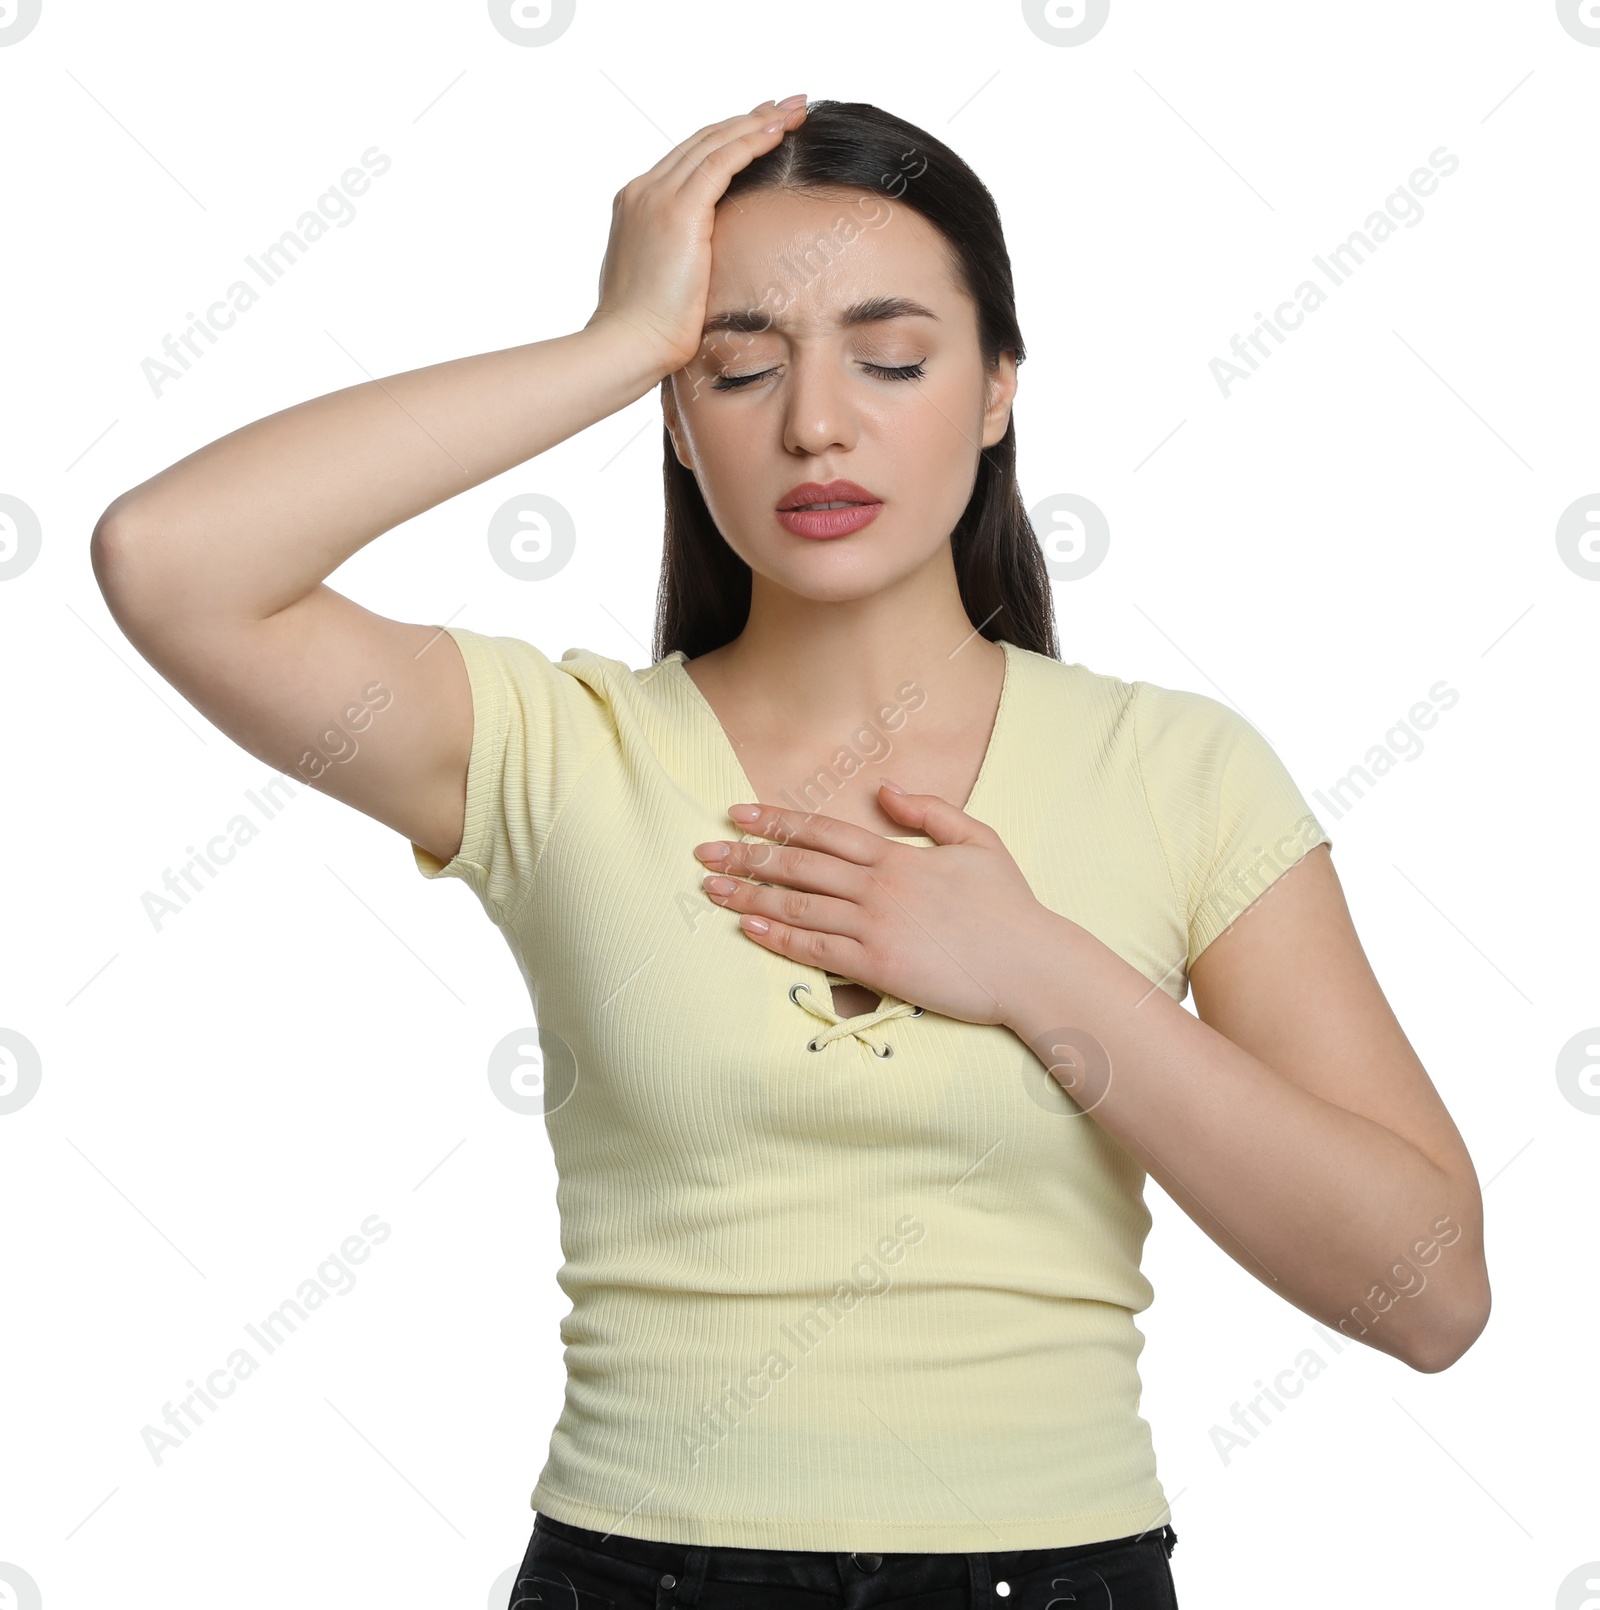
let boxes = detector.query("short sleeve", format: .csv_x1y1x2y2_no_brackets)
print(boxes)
411,625,613,924
1132,680,1331,969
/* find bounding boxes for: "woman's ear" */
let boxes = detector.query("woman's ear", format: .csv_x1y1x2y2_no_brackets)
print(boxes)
662,382,693,470
980,350,1019,448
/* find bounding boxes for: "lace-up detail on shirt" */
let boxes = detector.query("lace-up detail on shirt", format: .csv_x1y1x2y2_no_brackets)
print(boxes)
788,978,924,1056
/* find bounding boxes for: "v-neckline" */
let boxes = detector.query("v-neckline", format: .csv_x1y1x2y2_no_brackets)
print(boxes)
664,637,1017,844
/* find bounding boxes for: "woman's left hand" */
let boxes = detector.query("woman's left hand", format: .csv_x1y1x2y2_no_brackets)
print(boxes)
692,781,1058,1028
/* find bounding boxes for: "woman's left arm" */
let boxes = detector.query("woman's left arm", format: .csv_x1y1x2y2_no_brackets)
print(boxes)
1003,840,1491,1374
698,792,1491,1374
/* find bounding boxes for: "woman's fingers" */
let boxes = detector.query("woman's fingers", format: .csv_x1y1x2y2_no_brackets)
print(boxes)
630,106,763,186
703,870,868,943
718,804,889,868
634,99,786,187
699,834,869,902
662,102,806,199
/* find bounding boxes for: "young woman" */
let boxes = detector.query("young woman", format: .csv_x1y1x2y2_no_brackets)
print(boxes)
92,95,1489,1610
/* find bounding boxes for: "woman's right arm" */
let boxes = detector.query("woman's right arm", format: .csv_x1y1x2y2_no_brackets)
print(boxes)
90,94,805,866
89,323,676,866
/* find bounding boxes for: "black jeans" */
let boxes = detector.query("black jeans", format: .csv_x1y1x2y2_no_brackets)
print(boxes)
512,1510,1180,1609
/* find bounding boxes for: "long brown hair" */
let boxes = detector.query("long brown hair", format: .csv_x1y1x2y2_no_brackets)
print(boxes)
651,99,1058,665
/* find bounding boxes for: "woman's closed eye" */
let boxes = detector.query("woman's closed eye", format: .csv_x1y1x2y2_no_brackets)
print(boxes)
711,360,927,391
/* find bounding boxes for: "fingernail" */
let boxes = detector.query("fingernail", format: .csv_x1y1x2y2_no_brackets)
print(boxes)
881,779,906,794
729,804,761,822
775,94,807,109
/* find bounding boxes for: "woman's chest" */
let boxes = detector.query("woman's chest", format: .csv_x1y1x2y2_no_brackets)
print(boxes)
518,790,1188,1079
722,731,989,845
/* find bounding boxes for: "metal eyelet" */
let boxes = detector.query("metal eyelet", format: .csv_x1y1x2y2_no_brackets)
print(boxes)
909,1005,925,1017
807,1037,825,1052
874,1042,894,1058
789,982,811,1004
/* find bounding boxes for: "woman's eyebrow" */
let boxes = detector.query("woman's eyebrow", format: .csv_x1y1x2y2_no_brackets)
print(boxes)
701,295,941,338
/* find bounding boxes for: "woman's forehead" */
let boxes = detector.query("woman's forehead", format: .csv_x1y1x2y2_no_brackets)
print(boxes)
708,224,962,333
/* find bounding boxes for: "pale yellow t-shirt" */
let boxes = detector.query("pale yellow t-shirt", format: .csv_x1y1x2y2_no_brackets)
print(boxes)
411,626,1330,1551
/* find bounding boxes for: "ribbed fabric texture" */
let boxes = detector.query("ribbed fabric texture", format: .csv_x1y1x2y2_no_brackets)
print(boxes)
412,626,1330,1551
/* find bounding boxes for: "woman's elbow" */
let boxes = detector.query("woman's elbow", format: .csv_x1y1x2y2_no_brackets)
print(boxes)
1403,1278,1492,1374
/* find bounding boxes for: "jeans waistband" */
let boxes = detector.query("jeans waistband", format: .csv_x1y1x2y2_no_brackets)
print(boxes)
534,1511,1178,1593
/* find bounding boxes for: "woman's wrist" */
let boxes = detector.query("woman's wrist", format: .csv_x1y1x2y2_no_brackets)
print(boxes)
997,904,1100,1044
578,311,690,398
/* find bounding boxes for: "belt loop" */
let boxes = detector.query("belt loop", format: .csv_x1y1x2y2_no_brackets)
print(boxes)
966,1549,994,1606
660,1542,709,1606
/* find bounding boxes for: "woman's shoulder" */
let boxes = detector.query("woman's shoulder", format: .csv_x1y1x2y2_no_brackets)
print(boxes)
1008,641,1223,704
1003,640,1140,727
1122,672,1278,758
1006,643,1298,774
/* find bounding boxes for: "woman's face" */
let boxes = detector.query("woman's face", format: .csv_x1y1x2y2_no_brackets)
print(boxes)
664,186,1018,601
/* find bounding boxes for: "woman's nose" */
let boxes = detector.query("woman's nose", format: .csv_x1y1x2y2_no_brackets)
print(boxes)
780,355,858,456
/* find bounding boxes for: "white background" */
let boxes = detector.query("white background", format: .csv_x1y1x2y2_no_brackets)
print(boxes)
2,1,1595,1605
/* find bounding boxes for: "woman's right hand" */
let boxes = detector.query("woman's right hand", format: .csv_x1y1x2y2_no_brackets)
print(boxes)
585,95,809,380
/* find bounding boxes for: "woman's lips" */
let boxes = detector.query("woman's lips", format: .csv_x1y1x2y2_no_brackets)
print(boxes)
775,502,883,539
